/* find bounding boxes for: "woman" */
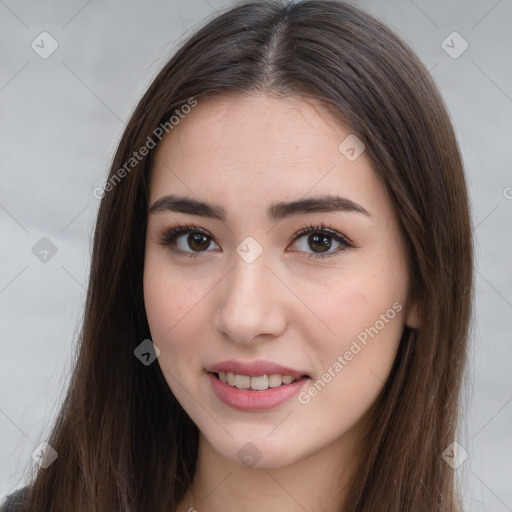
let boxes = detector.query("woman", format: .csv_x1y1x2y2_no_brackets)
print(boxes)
2,0,473,510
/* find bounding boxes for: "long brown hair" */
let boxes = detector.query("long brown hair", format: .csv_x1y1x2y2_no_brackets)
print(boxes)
15,1,473,510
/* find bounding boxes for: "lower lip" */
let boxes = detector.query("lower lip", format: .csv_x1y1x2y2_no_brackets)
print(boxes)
207,372,309,411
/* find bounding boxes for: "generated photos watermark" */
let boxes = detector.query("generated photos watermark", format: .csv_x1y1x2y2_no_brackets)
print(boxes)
93,97,198,199
298,301,403,404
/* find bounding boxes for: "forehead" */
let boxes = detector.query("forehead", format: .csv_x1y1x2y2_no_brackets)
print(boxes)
148,93,386,220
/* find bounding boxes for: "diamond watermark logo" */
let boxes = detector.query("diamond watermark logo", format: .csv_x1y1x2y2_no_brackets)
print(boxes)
338,134,366,161
441,32,468,59
31,32,59,59
236,442,262,467
441,441,468,469
236,236,263,264
134,339,161,366
32,237,58,263
31,442,58,468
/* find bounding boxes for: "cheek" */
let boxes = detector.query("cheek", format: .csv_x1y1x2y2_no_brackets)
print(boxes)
295,282,406,437
313,266,406,338
143,253,205,355
301,252,408,389
143,267,211,397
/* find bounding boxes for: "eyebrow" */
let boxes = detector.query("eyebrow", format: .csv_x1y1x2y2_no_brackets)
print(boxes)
148,194,371,221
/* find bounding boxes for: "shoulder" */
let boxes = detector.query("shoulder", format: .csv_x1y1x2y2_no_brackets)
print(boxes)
0,487,30,512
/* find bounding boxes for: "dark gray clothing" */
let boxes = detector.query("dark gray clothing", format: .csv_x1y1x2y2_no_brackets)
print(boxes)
0,487,29,512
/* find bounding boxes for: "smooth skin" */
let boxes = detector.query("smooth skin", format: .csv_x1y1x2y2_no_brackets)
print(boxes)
143,93,419,512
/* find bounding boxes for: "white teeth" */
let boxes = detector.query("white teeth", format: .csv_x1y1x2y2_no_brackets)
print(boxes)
268,374,282,388
250,375,268,391
216,372,299,390
235,374,251,389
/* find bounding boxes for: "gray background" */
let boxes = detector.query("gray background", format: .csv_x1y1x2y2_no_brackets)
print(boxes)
0,0,511,509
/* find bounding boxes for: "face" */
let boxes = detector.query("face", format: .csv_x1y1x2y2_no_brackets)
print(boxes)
143,93,418,469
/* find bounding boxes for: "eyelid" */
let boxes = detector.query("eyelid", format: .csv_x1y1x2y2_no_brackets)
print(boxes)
156,224,210,243
156,224,218,258
291,223,354,247
156,222,354,259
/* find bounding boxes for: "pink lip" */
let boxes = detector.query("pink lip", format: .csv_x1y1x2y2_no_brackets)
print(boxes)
207,372,309,411
207,359,308,378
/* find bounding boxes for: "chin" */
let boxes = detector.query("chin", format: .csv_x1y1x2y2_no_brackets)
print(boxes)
203,431,308,469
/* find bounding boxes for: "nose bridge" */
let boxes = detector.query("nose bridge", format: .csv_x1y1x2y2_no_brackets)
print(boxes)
214,247,286,344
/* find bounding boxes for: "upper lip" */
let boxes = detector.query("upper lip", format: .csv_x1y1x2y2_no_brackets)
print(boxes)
207,360,309,378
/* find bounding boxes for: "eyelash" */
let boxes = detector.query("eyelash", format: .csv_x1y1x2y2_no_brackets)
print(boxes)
156,222,354,259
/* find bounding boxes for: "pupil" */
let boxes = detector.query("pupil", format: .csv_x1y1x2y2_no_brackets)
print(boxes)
189,233,209,251
310,233,331,253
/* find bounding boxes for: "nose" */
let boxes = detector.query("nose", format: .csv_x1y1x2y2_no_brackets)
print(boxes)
213,254,288,345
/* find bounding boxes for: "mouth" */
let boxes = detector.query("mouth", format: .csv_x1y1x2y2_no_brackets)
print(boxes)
208,371,310,391
206,360,311,410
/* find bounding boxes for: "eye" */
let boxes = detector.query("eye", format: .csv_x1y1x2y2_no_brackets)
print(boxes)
156,224,219,258
156,222,354,259
289,222,354,259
